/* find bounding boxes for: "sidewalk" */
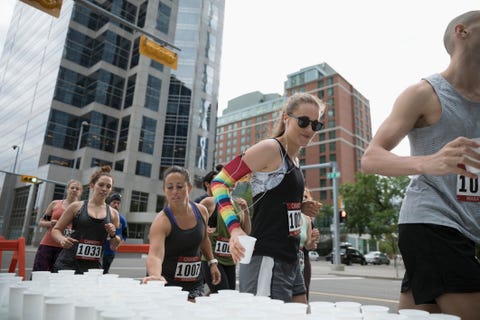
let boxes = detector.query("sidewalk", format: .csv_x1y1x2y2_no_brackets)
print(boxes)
311,260,404,280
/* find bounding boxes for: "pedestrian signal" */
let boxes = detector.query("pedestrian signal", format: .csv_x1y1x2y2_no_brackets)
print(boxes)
20,0,62,18
20,175,39,184
139,35,178,70
339,210,347,223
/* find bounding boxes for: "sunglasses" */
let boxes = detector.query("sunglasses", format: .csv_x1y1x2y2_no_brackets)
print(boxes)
287,113,324,131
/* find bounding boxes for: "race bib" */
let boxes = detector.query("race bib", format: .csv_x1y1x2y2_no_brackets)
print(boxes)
75,239,102,261
286,202,302,236
214,236,231,257
174,256,201,282
456,174,480,202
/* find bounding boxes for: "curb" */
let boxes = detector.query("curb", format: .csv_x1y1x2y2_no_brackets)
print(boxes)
328,271,403,281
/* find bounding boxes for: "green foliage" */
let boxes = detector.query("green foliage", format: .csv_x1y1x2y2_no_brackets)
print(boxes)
338,172,410,255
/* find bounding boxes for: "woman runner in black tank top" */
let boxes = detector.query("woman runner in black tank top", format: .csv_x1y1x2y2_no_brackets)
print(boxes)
142,166,221,301
211,93,325,303
51,166,121,274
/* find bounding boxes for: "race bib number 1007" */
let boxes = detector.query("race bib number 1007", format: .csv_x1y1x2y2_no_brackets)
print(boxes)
456,174,480,202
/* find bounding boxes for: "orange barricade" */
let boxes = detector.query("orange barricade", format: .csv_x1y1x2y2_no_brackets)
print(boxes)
0,236,26,280
116,243,150,254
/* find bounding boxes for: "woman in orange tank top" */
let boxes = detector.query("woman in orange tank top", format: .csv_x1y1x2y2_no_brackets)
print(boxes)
32,179,83,272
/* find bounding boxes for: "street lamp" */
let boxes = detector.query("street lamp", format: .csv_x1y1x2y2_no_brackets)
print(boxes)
12,145,20,173
71,121,89,173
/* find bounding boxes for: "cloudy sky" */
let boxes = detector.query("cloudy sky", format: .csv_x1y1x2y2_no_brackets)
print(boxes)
1,1,477,156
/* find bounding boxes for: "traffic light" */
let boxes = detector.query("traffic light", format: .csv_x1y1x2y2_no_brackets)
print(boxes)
20,0,63,18
339,210,347,223
20,175,39,184
139,35,178,70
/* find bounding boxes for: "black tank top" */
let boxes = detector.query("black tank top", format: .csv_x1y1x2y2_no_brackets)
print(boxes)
251,140,305,263
53,200,112,274
162,201,205,290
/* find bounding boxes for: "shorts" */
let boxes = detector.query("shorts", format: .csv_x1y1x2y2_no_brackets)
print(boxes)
239,255,306,302
32,244,63,272
399,223,480,304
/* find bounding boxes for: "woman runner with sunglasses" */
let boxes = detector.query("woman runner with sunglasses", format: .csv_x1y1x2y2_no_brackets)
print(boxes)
211,92,324,303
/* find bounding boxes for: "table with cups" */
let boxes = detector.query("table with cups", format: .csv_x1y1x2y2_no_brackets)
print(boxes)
0,270,461,320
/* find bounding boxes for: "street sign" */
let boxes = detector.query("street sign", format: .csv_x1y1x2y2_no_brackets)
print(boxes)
327,172,341,179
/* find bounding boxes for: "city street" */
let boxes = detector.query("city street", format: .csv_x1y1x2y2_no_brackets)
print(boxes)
2,247,403,311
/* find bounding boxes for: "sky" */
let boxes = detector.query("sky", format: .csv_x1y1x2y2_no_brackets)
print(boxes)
1,1,478,156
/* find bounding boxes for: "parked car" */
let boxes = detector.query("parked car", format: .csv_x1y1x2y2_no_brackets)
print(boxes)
308,251,320,261
326,247,367,265
364,251,390,265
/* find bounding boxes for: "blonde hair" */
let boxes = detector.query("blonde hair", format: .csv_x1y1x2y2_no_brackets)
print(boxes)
271,93,326,138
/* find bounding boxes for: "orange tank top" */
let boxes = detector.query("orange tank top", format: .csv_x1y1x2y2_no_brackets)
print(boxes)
40,200,69,247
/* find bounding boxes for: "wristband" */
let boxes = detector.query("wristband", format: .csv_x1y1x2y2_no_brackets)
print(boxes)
109,233,117,239
208,258,218,266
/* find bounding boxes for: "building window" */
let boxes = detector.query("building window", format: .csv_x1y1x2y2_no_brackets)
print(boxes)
330,154,336,162
319,144,326,153
130,37,140,68
91,158,112,168
329,131,336,139
130,190,149,211
327,87,334,96
127,223,149,241
156,195,166,211
145,75,162,111
139,116,156,154
114,160,124,172
135,161,152,177
118,116,130,152
329,142,336,151
47,155,72,168
320,190,327,200
156,2,171,34
124,75,136,109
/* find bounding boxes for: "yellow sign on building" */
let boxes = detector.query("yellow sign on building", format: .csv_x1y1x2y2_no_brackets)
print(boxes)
139,35,178,70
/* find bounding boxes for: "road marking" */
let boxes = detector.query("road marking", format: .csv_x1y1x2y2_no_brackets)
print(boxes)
311,277,364,280
310,291,398,303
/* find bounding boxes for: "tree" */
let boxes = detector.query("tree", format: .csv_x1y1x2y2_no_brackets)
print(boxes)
339,173,410,254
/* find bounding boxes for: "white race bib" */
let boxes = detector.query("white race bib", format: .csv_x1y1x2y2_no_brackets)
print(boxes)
214,237,231,257
286,202,302,236
75,239,102,261
456,174,480,202
174,256,201,282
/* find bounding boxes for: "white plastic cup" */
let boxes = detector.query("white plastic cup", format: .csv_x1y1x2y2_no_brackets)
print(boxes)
429,314,461,320
398,308,430,318
465,138,480,174
23,290,44,320
238,235,256,264
44,298,74,320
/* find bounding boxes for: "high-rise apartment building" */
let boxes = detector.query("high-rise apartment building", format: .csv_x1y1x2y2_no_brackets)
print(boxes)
0,0,224,242
216,63,371,205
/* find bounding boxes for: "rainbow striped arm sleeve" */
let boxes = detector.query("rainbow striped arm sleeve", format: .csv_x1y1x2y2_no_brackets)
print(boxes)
211,155,252,233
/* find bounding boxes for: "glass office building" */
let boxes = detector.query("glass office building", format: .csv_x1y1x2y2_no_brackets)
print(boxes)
0,0,224,243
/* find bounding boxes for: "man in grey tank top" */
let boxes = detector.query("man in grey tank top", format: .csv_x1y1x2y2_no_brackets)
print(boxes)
362,11,480,320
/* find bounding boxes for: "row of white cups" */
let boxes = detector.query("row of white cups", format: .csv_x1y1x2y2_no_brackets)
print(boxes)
0,270,460,320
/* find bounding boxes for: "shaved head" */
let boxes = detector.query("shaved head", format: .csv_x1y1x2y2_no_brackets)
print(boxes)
443,11,480,55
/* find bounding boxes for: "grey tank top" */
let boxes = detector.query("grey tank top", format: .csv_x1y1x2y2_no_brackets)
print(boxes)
399,74,480,243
